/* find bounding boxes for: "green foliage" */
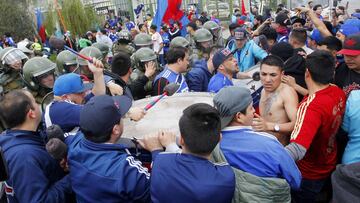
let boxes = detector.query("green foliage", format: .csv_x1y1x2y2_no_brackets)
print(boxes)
44,3,56,36
0,0,35,41
61,0,100,37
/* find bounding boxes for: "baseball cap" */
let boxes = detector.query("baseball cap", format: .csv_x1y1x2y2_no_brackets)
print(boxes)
309,29,323,44
53,73,93,96
80,95,132,135
213,86,252,128
338,34,360,56
212,48,234,69
338,24,360,37
291,17,305,26
234,27,248,40
275,13,290,26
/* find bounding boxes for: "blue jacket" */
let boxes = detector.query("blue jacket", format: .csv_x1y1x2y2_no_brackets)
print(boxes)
151,153,235,203
67,133,156,203
228,39,267,72
153,67,189,93
186,59,212,92
220,126,301,190
0,130,71,203
342,90,360,164
207,72,233,93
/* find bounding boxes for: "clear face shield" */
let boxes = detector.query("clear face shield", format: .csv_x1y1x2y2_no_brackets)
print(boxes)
3,49,28,70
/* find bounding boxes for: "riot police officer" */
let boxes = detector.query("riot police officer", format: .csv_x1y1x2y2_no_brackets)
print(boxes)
22,57,56,105
56,50,78,75
203,21,225,47
92,42,111,69
192,28,214,62
112,30,136,56
77,46,103,81
0,47,28,94
133,33,153,50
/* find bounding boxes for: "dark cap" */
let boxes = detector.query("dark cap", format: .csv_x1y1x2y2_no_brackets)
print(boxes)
275,13,290,26
291,17,305,26
213,86,253,128
234,27,248,40
80,95,132,135
212,48,234,69
338,34,360,56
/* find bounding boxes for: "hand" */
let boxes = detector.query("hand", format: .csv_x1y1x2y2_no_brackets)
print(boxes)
295,7,310,14
128,107,146,121
282,75,296,88
297,50,307,59
252,113,271,132
87,57,104,74
158,130,177,148
264,18,272,24
144,61,156,78
138,132,163,152
107,82,124,96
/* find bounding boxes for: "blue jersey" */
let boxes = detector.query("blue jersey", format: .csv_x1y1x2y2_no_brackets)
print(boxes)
207,72,233,93
220,126,302,190
0,130,71,203
161,32,170,53
66,133,157,203
126,22,135,31
108,33,118,42
151,153,235,203
153,67,189,93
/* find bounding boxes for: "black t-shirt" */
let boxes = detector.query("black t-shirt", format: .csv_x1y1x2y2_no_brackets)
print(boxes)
335,63,360,97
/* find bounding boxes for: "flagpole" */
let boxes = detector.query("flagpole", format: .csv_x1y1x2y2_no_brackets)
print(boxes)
53,0,73,49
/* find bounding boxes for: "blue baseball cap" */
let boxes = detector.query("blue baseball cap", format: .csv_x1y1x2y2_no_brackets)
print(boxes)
338,24,360,37
80,95,132,135
310,29,323,44
212,48,234,69
53,73,92,96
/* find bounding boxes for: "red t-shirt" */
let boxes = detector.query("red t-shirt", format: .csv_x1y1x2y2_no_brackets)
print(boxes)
290,85,346,180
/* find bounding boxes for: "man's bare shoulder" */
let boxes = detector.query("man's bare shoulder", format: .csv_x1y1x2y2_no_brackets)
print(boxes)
279,83,298,101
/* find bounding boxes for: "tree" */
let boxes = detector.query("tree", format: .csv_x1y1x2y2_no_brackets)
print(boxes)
0,0,36,41
60,0,100,37
44,3,56,37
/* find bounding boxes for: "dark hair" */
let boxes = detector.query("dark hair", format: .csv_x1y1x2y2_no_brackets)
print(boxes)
255,15,264,23
138,23,145,30
186,22,197,31
313,4,322,11
319,36,342,51
306,50,335,84
111,52,131,76
0,90,34,129
337,6,345,12
290,28,307,44
229,23,240,32
261,27,277,41
179,103,221,155
82,127,114,143
166,47,188,64
261,55,285,71
100,29,107,35
150,24,157,30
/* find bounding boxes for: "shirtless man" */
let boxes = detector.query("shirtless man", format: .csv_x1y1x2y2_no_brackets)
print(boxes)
252,55,299,145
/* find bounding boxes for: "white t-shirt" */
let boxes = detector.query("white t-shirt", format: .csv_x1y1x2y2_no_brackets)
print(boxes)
152,32,164,55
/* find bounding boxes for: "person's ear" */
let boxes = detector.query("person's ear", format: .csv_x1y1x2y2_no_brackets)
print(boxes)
235,112,246,124
179,135,185,146
27,108,36,119
112,124,121,136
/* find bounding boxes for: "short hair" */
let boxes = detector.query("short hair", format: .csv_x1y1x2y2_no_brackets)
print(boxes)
306,50,335,84
111,52,131,76
255,15,264,22
260,55,285,71
313,4,322,11
261,27,277,41
290,28,308,44
318,36,342,51
337,6,345,12
0,90,34,129
150,24,157,30
229,23,240,31
138,23,145,30
82,127,113,143
179,103,221,155
166,47,188,64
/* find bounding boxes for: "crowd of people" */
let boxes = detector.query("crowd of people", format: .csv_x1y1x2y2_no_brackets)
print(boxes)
0,1,360,202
